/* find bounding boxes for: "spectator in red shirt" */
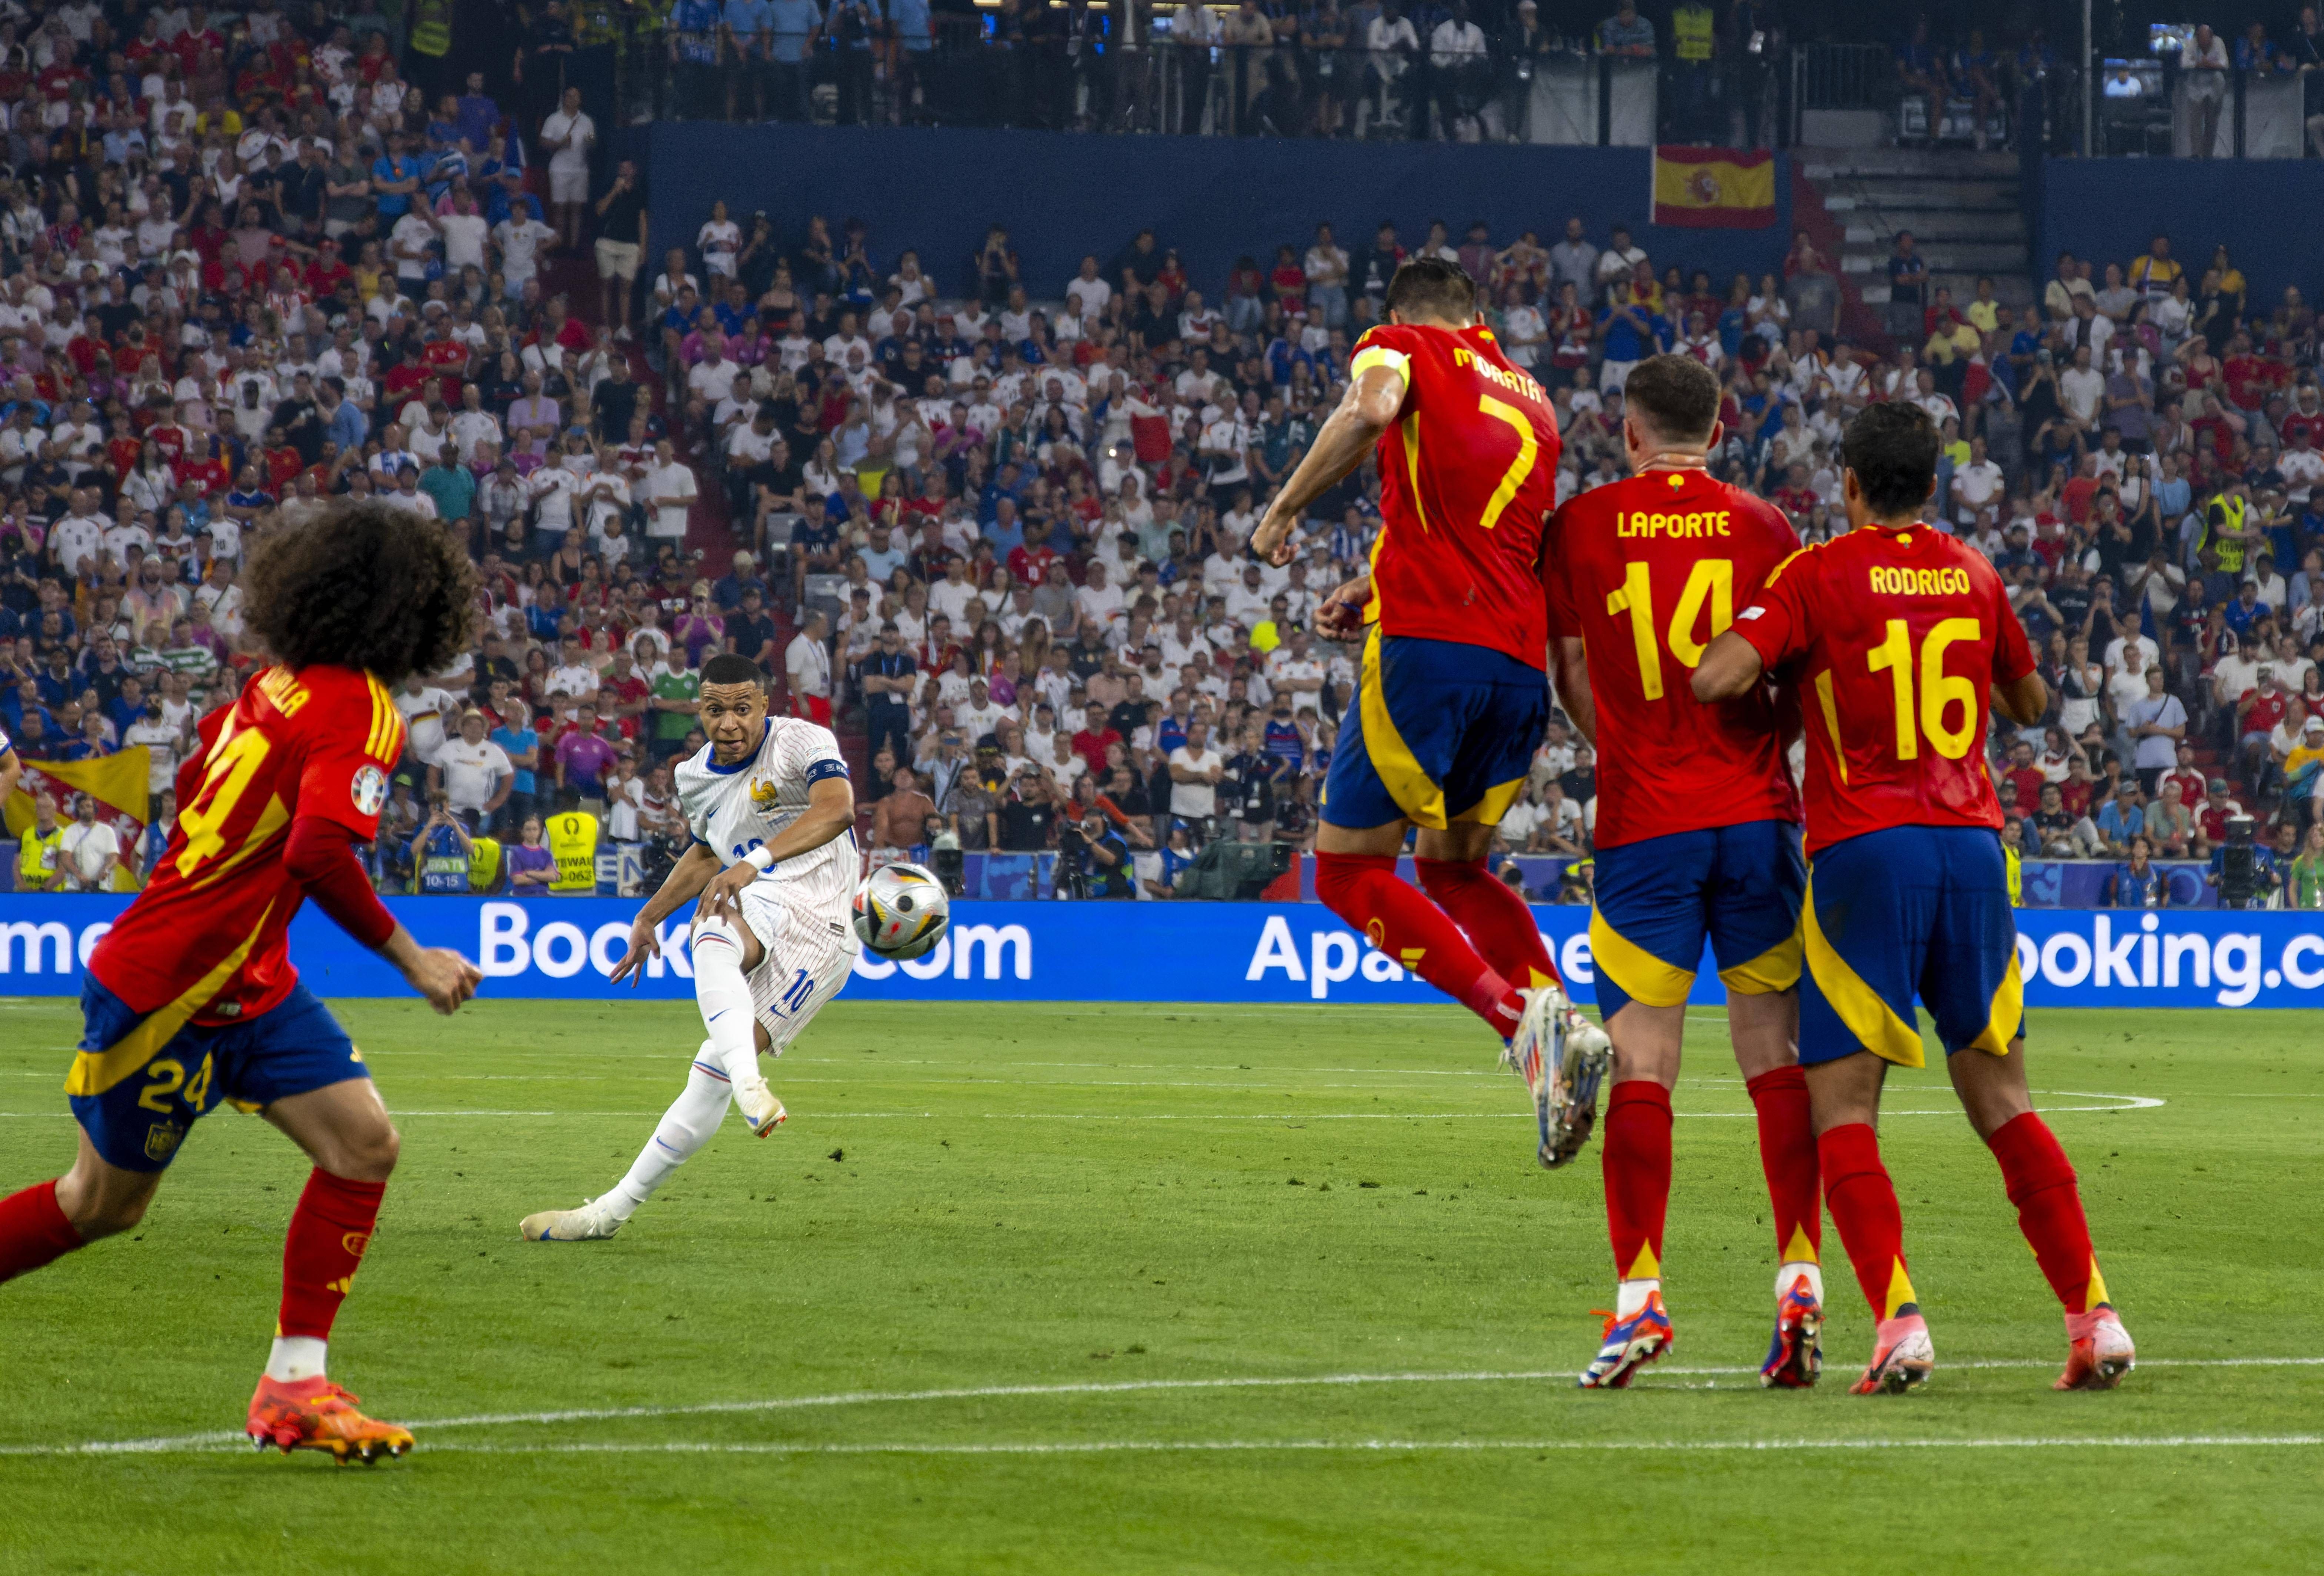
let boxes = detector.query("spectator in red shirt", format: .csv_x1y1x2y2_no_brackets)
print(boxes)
2002,739,2048,814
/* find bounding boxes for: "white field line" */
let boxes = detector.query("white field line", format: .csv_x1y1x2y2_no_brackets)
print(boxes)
405,1434,2324,1457
7,1359,2319,1459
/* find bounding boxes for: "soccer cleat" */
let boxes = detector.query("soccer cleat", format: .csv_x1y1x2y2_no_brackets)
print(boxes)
734,1077,787,1137
1850,1312,1935,1395
1760,1273,1825,1389
1505,987,1611,1169
2055,1307,2135,1391
245,1375,413,1465
519,1199,622,1242
1577,1291,1674,1389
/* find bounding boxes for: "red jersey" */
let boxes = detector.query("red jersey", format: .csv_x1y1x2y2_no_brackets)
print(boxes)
1352,320,1562,670
1731,523,2036,857
89,664,405,1026
1545,466,1802,848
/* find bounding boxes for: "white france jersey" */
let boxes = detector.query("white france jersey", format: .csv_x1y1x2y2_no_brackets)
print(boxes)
675,717,858,913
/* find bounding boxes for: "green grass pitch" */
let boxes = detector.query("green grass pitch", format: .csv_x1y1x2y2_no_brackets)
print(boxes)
0,997,2317,1575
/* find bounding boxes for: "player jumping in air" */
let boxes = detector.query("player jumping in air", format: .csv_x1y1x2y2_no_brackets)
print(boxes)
1542,354,1825,1389
1694,403,2135,1395
519,653,858,1242
0,505,485,1463
1250,256,1609,1164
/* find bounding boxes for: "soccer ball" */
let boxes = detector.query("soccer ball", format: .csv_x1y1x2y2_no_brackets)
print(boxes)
853,862,950,960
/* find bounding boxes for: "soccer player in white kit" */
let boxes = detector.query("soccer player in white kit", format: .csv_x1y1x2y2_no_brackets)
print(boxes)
519,654,860,1241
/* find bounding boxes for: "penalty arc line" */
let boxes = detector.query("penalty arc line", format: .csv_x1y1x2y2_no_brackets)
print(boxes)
9,1358,2320,1459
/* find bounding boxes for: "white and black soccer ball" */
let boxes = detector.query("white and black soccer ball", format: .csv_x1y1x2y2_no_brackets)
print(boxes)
852,862,950,961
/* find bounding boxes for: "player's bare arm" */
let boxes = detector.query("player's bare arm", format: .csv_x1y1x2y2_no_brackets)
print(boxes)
1251,361,1409,566
1690,629,1764,703
694,774,855,919
611,839,721,986
1995,670,2050,726
381,923,484,1014
1552,635,1597,744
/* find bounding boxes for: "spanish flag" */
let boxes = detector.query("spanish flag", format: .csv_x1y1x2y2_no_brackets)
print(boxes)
5,749,152,891
1650,147,1777,229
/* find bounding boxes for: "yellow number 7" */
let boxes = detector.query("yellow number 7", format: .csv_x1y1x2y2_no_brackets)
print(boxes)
1475,395,1537,531
1604,558,1735,700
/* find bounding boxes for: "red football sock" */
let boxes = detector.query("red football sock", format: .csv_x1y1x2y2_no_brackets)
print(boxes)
1818,1123,1917,1321
1413,857,1561,991
1313,851,1524,1034
1601,1080,1673,1281
0,1180,84,1283
1745,1066,1822,1265
277,1168,387,1341
1987,1112,2105,1314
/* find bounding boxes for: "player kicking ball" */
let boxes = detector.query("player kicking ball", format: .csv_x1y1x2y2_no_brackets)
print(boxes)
1542,355,1825,1389
1695,403,2134,1395
0,506,485,1463
520,653,858,1242
1250,257,1608,1163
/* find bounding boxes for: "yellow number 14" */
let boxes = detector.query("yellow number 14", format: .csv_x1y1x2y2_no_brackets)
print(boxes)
1605,558,1734,700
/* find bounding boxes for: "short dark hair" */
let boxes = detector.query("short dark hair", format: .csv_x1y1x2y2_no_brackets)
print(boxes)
1383,257,1474,323
1841,403,1940,519
700,653,765,689
243,504,475,686
1622,354,1721,446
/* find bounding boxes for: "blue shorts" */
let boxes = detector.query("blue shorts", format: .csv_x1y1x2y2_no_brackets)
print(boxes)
1799,825,2025,1069
1589,820,1805,1020
66,977,368,1172
1321,631,1547,830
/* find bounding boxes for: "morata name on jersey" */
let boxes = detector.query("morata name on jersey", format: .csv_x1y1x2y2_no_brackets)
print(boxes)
1451,346,1547,405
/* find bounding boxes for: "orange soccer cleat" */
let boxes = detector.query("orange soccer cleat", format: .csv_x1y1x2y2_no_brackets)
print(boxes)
246,1375,414,1465
2055,1308,2136,1391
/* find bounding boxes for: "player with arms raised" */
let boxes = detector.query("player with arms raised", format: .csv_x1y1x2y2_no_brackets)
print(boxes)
520,653,858,1242
1694,404,2135,1395
0,505,484,1463
1543,354,1824,1389
1251,257,1607,1161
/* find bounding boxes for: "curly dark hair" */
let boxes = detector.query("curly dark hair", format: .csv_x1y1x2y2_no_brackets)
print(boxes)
243,503,478,686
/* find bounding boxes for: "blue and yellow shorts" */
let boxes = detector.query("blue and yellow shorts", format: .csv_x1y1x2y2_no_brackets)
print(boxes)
1799,824,2025,1069
1321,630,1548,830
1589,820,1805,1020
66,976,369,1173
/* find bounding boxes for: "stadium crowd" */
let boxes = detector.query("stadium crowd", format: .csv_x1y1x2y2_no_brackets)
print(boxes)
1,4,2322,909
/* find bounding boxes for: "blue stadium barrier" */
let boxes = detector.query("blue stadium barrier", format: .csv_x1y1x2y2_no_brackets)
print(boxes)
1,897,2318,1010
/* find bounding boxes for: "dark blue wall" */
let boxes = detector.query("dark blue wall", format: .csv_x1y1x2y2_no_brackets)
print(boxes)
2038,159,2324,308
639,123,1791,303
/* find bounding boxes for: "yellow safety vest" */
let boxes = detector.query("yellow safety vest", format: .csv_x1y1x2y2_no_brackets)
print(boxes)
2005,843,2023,907
1673,4,1715,62
546,812,600,893
16,825,63,890
2203,494,2248,574
410,0,452,56
469,836,503,894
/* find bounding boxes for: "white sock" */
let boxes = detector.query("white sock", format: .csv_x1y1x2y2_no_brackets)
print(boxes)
691,916,763,1087
265,1336,328,1383
1776,1260,1825,1306
1614,1277,1661,1320
606,1049,733,1220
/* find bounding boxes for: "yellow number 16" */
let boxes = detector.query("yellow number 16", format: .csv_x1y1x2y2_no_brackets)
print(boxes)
1866,617,1982,760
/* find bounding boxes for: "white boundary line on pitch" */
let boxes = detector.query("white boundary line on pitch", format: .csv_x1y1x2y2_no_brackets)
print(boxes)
9,1359,2319,1459
407,1434,2324,1456
0,1098,2164,1121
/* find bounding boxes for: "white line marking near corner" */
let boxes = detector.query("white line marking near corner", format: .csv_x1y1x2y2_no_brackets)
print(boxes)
9,1360,2320,1459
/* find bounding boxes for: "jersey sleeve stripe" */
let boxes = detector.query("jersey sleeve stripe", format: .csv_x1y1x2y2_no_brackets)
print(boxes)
1349,345,1410,381
1811,670,1848,784
1764,546,1811,586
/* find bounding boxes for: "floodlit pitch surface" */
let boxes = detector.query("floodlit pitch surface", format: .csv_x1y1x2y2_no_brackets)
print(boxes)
0,999,2315,1574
